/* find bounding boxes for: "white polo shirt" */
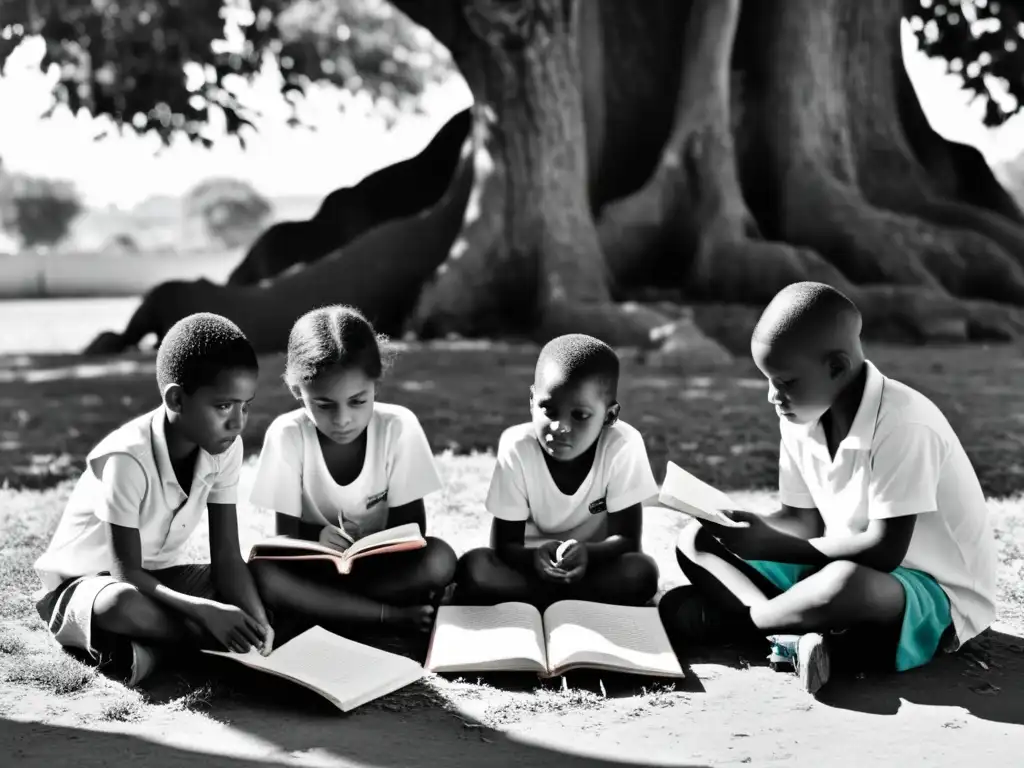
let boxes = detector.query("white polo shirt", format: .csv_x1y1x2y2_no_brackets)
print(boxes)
249,403,443,535
486,420,659,545
34,407,242,593
778,361,997,647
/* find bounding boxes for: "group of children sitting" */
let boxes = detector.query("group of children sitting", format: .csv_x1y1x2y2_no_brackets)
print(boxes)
33,281,997,697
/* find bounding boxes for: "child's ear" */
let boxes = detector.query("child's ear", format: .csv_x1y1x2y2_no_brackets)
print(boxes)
529,384,535,409
162,383,185,414
827,351,850,380
605,402,621,427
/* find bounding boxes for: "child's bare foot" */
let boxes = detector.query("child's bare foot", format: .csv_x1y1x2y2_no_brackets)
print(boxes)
383,604,436,633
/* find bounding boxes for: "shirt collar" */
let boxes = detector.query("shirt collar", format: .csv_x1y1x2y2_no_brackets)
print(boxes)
791,360,884,459
151,406,216,491
841,360,884,450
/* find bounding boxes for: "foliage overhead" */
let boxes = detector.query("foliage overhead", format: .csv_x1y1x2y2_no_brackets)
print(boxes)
185,176,273,247
908,0,1024,126
0,162,84,248
0,0,453,147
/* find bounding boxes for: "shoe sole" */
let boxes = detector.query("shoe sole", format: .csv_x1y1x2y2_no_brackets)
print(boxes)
797,633,830,696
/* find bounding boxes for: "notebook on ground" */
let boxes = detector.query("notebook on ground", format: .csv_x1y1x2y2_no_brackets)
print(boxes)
203,625,424,712
424,600,684,679
247,522,426,574
656,461,747,527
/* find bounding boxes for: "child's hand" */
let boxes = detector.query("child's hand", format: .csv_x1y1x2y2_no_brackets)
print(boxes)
341,519,362,541
195,602,266,654
557,540,588,583
534,541,567,583
703,511,778,559
319,525,354,553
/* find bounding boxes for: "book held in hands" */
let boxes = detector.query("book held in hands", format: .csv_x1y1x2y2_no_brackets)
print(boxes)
247,522,426,574
656,461,747,528
203,626,425,713
424,600,685,679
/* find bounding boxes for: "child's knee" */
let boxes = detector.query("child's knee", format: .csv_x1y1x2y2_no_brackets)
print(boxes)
421,537,458,589
456,547,503,591
618,552,660,597
93,584,162,636
674,521,712,563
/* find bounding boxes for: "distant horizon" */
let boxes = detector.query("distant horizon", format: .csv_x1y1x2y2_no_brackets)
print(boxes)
1,23,1022,211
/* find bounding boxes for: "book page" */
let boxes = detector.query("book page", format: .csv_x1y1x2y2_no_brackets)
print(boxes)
203,626,424,712
346,522,424,557
248,538,345,559
657,461,747,527
425,603,547,674
543,601,684,678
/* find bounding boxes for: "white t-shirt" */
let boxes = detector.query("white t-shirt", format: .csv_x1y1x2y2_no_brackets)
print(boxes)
486,420,659,545
249,403,443,535
779,361,997,647
34,407,242,593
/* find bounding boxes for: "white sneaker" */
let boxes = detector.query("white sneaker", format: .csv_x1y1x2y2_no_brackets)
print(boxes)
127,641,160,687
796,633,831,696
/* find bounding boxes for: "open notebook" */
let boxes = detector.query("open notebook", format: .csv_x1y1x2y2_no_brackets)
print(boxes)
247,522,426,574
655,461,747,527
425,601,684,679
203,626,424,712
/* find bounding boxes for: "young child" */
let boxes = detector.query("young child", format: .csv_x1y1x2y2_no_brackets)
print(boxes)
34,313,272,687
248,305,456,639
456,334,660,608
659,282,997,695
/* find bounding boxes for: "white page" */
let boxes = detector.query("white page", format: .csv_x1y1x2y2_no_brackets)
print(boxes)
425,603,547,674
346,522,423,557
657,461,747,527
204,626,424,712
543,601,684,678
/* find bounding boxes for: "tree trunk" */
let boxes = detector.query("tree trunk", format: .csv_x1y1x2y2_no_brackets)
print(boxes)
594,0,852,304
745,0,1024,307
403,0,730,359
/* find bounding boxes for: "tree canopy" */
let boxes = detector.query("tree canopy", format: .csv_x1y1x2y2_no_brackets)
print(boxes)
0,162,83,248
3,1,1020,148
0,0,455,146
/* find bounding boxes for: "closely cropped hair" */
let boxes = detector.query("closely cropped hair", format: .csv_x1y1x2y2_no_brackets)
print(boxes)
752,281,862,346
156,313,258,394
536,333,619,401
284,305,395,387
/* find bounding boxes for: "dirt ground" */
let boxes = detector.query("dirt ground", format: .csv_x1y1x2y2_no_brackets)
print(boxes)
4,625,1023,767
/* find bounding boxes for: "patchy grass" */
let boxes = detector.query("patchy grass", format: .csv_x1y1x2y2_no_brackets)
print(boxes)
4,343,1024,497
2,342,1024,738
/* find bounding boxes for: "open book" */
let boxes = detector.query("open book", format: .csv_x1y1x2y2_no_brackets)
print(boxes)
425,600,684,679
203,626,424,712
247,522,425,574
656,461,747,527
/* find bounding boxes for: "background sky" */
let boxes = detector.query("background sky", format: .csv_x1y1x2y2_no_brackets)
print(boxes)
0,23,1021,210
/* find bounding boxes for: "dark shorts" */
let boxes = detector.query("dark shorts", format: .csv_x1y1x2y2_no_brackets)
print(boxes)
36,564,217,660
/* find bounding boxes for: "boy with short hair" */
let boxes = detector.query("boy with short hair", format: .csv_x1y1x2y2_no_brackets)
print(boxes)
34,313,273,686
659,282,997,695
456,333,660,608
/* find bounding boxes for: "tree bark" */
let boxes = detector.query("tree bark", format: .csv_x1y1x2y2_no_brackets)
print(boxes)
402,0,729,357
745,0,1024,307
594,0,852,304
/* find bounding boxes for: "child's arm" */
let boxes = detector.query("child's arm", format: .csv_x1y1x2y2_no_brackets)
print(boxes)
492,518,563,581
107,522,265,652
386,499,428,534
209,501,274,653
583,502,643,563
759,504,823,539
275,512,326,541
711,510,917,573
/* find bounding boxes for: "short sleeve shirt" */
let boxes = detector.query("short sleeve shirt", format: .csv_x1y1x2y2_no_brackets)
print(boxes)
249,403,443,535
486,420,659,545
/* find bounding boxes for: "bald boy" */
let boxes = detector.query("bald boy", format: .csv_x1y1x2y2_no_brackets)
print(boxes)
659,282,996,695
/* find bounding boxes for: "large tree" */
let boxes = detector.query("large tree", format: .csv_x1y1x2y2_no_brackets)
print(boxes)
4,0,1024,349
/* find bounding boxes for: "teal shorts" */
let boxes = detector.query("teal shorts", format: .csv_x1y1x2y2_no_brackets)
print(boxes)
745,560,952,672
